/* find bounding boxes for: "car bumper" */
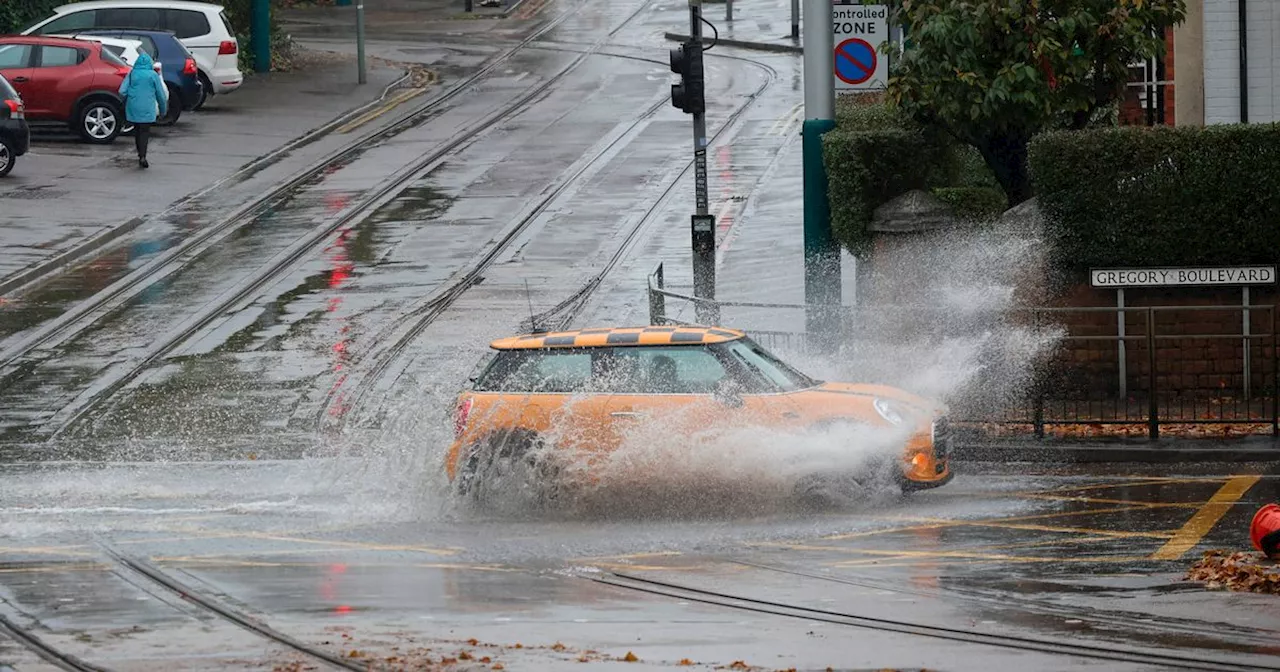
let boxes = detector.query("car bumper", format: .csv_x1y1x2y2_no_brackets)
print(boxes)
1,120,30,156
211,69,243,95
181,80,204,109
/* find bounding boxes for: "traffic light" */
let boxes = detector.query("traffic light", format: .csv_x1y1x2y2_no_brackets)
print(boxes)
669,39,704,115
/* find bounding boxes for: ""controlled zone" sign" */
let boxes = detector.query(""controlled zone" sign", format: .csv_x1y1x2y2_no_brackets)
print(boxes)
832,2,888,91
1090,266,1278,288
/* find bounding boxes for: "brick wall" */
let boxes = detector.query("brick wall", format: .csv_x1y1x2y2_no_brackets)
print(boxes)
1042,283,1277,398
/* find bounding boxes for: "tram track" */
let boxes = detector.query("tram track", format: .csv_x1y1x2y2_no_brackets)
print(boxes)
726,558,1280,645
11,0,663,442
317,49,781,431
0,612,112,672
0,0,590,384
594,571,1280,672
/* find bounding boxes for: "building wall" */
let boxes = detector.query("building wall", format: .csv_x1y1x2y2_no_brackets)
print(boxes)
1175,0,1205,125
1204,0,1280,123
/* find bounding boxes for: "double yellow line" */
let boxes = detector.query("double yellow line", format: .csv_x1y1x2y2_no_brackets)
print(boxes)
335,72,439,135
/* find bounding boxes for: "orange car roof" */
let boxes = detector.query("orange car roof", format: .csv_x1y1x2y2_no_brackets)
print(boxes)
490,326,747,350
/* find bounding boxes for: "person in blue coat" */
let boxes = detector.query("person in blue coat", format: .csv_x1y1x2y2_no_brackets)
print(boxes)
117,51,167,168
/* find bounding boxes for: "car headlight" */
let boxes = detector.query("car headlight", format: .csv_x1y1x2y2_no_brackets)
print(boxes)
873,398,907,426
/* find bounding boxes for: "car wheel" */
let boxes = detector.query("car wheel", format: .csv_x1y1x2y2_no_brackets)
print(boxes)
77,101,123,144
0,137,14,177
456,428,559,506
159,86,181,126
193,72,212,110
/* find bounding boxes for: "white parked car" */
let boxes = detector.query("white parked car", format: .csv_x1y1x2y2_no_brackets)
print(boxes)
23,0,242,110
57,34,155,71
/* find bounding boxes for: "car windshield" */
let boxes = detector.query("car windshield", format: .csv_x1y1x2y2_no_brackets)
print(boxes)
717,338,820,392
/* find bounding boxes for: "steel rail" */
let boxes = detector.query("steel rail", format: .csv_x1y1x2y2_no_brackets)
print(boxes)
102,548,366,672
0,0,590,381
37,0,651,441
0,613,113,672
595,572,1280,672
726,558,1280,645
319,50,780,429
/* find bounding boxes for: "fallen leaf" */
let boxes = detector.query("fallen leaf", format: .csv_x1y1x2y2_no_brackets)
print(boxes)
680,660,695,666
623,651,639,662
468,638,480,646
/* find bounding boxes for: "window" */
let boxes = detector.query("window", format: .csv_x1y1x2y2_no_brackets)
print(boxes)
219,10,236,35
98,47,128,68
101,44,126,59
474,350,594,394
0,45,33,69
137,36,159,59
167,10,210,38
603,346,729,394
38,46,84,68
719,339,819,393
34,11,96,34
98,8,162,30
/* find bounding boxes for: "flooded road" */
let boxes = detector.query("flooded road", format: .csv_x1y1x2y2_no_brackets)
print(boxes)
3,462,1279,670
3,0,1279,669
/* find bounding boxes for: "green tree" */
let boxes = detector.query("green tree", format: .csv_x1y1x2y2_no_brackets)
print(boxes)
885,0,1185,205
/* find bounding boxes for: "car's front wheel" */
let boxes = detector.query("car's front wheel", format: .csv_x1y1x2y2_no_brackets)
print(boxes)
76,100,123,144
0,136,15,177
455,428,561,507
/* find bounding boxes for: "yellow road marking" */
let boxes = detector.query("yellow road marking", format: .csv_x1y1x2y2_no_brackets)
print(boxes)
156,557,516,572
1150,475,1260,560
768,103,802,135
0,563,110,574
893,516,1173,540
232,531,462,556
828,554,1153,569
1019,493,1201,509
817,505,1156,541
827,549,1153,566
1024,477,1224,495
335,84,430,134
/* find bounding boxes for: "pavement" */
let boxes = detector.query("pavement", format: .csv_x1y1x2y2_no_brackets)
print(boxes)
0,50,406,296
662,0,803,52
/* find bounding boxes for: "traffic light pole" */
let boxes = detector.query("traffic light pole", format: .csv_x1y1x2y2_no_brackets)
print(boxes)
802,0,838,345
672,0,718,325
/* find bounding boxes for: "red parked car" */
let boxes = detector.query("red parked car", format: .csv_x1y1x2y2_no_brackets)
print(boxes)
0,35,131,144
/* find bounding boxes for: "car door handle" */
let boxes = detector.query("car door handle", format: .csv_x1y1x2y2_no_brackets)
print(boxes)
782,411,800,419
610,411,641,418
12,77,28,83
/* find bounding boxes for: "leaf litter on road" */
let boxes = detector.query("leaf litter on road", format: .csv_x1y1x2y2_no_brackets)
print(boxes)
1187,549,1280,594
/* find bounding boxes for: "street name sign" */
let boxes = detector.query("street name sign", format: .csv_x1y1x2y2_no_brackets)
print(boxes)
832,2,888,91
1090,266,1277,288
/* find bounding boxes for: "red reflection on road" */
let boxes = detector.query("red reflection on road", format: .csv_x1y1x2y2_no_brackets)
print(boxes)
323,227,355,418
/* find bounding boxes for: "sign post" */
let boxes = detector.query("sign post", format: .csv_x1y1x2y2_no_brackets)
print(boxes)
801,0,838,346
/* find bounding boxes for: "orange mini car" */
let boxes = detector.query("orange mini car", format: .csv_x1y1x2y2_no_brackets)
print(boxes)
446,326,953,498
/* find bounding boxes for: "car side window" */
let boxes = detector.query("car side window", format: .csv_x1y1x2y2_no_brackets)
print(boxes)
167,10,211,38
34,11,96,34
607,346,729,394
0,45,33,69
38,46,85,68
99,8,162,30
474,351,593,394
139,36,159,59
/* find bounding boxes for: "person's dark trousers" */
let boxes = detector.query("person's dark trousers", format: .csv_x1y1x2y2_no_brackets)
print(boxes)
134,122,151,167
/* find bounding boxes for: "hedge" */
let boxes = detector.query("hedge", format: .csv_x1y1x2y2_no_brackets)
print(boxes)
0,0,62,34
823,98,1005,255
1029,124,1280,272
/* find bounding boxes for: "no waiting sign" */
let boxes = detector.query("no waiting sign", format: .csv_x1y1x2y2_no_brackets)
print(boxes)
833,2,888,91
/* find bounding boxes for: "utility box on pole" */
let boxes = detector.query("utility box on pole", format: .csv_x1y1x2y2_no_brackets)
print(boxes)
670,0,719,326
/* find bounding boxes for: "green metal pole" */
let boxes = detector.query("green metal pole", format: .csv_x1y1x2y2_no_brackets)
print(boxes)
251,0,270,73
802,0,839,345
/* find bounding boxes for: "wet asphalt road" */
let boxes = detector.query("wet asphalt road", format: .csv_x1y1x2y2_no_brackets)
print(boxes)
3,0,1280,669
3,463,1280,671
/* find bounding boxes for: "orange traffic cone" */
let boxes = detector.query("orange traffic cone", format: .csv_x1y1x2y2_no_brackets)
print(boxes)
1250,503,1280,559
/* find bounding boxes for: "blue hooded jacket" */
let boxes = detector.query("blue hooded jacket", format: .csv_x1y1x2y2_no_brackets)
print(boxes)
118,52,167,124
